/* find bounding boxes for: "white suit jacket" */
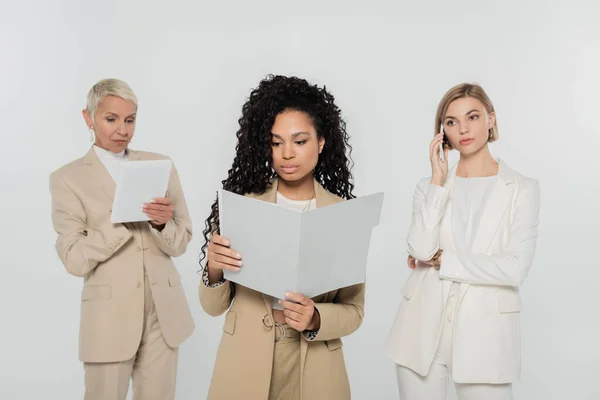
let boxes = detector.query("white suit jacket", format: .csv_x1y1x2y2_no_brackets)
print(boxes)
385,159,540,384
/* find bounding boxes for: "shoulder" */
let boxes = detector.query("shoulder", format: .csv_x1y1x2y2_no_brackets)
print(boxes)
500,160,539,191
49,156,85,182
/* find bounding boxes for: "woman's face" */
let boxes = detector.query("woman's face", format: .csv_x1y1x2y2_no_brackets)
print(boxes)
443,96,495,156
270,110,325,183
83,95,137,153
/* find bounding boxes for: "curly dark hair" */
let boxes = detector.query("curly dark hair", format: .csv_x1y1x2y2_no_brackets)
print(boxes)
199,74,355,266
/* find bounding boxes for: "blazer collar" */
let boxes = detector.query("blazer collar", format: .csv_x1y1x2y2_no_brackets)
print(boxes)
444,157,517,190
252,177,339,208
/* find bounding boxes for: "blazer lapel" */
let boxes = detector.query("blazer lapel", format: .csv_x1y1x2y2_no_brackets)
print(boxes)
83,147,116,203
83,146,140,203
470,159,517,254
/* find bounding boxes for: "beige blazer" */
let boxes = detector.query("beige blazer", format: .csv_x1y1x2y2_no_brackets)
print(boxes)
199,178,365,400
50,147,195,363
385,159,540,384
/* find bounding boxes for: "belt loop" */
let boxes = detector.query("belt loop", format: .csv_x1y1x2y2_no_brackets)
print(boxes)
262,314,274,329
274,322,286,343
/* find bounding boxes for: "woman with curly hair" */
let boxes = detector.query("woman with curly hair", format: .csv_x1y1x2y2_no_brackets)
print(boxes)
198,74,363,400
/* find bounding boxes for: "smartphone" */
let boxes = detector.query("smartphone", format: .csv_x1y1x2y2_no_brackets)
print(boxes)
439,124,447,162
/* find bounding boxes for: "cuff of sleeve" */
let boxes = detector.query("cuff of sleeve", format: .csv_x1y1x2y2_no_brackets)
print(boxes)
439,250,461,280
96,220,132,253
425,184,450,210
149,218,175,238
303,330,319,341
202,265,226,288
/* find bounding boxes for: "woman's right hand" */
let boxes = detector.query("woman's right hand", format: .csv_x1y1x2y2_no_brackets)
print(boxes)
429,132,449,186
207,234,243,282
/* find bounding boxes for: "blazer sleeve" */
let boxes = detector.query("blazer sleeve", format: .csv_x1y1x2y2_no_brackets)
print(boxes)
198,265,234,317
147,163,193,257
307,283,365,342
439,178,540,287
50,171,133,278
406,177,451,261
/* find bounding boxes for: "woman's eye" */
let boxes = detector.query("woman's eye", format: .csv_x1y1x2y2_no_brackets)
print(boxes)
470,115,479,120
271,142,281,147
295,141,306,145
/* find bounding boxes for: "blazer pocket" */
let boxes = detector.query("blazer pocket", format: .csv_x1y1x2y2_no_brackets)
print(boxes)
401,269,426,300
81,284,112,301
223,311,237,335
497,288,521,313
325,338,343,351
168,272,181,287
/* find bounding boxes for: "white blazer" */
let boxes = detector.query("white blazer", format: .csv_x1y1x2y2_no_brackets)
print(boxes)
385,159,540,384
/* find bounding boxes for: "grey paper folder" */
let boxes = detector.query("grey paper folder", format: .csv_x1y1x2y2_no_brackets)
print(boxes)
219,189,384,299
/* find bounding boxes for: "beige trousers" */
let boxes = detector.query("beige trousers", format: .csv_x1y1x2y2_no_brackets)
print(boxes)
83,275,179,400
269,323,301,400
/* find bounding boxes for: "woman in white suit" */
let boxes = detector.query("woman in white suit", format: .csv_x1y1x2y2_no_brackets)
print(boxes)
385,83,540,399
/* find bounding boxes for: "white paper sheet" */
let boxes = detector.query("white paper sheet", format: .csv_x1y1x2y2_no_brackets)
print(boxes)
110,160,172,223
220,190,384,299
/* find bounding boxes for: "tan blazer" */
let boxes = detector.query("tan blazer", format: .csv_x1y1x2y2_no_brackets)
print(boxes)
199,178,365,400
50,147,195,363
385,159,540,383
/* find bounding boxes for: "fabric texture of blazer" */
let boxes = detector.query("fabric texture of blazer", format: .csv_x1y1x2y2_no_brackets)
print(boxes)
385,159,540,384
50,146,195,363
199,178,365,400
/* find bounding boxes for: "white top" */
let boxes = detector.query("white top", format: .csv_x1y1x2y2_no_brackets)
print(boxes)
271,191,316,309
93,145,128,183
451,175,498,250
276,191,317,212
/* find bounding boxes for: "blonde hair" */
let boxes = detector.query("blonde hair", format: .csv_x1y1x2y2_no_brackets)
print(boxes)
435,83,498,149
86,78,138,121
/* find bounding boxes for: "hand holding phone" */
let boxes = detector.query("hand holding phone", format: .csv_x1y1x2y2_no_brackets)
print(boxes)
429,127,449,186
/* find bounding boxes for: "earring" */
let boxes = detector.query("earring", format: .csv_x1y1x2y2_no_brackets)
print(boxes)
488,128,493,140
89,127,95,142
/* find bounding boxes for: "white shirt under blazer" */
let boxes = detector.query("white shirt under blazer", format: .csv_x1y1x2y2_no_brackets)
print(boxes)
385,159,540,384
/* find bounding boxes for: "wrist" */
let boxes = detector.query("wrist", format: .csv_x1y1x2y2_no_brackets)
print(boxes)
306,308,321,331
207,264,224,284
150,221,166,232
430,177,445,187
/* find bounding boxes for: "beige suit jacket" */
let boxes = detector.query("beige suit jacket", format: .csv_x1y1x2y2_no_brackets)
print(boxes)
50,147,195,363
199,178,365,400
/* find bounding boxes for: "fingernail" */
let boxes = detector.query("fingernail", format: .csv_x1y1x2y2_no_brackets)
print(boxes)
238,261,243,266
285,292,291,297
236,253,241,259
278,300,283,305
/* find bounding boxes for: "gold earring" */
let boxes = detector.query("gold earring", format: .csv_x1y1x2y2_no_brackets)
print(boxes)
488,128,493,140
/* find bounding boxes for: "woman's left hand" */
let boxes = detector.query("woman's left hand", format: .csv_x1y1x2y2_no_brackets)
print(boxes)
279,292,320,332
143,194,173,227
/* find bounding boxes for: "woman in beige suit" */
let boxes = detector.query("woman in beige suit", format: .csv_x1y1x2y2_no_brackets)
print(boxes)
49,79,195,400
385,83,541,399
199,74,363,400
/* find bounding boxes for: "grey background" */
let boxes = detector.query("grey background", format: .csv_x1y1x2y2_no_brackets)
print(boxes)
1,0,598,399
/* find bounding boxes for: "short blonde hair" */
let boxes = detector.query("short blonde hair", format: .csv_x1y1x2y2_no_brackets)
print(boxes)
435,83,498,149
86,78,138,121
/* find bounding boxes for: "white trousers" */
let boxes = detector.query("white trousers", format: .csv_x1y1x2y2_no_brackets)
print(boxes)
396,283,513,400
